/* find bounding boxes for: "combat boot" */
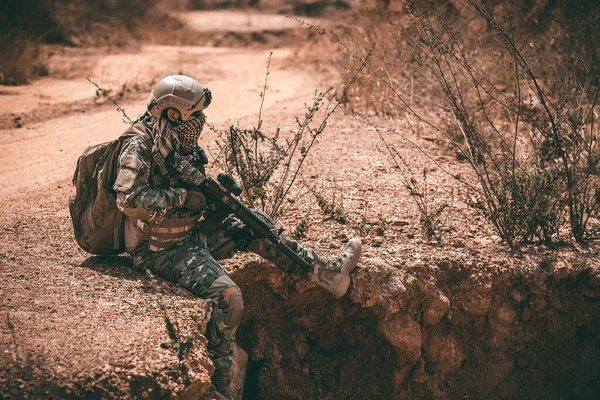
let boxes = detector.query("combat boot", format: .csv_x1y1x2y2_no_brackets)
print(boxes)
309,238,362,298
213,368,235,400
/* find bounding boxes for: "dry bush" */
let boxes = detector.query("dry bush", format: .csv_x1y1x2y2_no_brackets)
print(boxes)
312,180,348,224
0,38,49,86
322,0,600,246
399,0,600,245
213,50,370,221
289,0,406,115
214,84,341,221
325,12,406,115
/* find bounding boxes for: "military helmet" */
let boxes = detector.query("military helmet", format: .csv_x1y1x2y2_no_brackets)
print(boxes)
147,75,212,121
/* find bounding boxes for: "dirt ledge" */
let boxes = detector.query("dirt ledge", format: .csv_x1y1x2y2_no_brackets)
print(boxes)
2,225,600,399
231,246,600,399
0,255,219,400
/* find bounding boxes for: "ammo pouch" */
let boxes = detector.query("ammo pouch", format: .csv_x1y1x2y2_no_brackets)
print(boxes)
136,214,200,252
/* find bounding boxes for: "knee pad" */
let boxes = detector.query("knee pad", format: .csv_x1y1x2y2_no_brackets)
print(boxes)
224,286,244,327
207,275,244,328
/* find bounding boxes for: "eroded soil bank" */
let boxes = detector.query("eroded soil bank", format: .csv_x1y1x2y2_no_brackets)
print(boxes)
231,250,600,399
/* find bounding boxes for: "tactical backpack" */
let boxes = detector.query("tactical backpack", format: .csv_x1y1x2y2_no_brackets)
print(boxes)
69,123,152,255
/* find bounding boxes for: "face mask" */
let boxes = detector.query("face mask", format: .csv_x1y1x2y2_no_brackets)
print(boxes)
165,112,206,156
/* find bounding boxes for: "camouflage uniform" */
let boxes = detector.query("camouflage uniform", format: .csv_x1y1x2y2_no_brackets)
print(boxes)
113,116,323,377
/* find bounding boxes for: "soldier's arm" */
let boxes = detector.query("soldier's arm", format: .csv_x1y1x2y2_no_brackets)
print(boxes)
113,135,187,224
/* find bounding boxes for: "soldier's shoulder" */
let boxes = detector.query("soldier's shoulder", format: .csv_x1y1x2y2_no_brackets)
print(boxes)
120,132,153,159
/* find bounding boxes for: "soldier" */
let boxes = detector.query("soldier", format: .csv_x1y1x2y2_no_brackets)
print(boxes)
113,75,362,399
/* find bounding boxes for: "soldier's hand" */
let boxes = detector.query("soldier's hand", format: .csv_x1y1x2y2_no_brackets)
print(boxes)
184,188,206,212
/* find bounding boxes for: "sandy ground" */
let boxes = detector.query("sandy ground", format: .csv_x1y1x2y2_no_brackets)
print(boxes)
0,43,315,199
2,8,600,400
177,10,320,33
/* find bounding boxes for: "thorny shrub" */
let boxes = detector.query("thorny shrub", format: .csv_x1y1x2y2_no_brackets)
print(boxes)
214,49,371,221
289,206,312,240
316,0,600,246
312,181,348,224
356,200,387,238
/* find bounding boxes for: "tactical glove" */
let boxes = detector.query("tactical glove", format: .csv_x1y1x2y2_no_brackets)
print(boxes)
184,188,207,212
223,215,255,251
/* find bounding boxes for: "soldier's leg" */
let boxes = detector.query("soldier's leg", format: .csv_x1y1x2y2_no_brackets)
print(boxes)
132,239,242,400
203,213,362,298
205,274,243,400
248,234,362,298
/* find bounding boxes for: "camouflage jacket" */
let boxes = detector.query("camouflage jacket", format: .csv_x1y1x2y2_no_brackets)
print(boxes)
113,117,207,251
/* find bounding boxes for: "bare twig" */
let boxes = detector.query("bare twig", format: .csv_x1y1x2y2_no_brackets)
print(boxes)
86,78,133,124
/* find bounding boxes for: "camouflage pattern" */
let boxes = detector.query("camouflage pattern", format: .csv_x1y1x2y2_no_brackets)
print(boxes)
113,115,324,383
130,232,239,374
114,134,187,225
129,218,321,377
167,150,206,186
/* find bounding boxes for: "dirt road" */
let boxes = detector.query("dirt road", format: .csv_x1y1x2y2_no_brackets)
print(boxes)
0,37,317,200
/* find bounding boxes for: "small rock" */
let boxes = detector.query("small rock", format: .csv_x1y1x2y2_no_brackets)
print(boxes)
450,239,465,248
463,279,492,316
464,293,491,315
489,304,517,346
496,304,517,324
510,289,526,303
229,343,247,400
412,360,427,384
423,292,450,325
551,261,570,280
389,218,409,227
581,284,600,299
379,317,422,361
426,332,466,374
534,297,547,312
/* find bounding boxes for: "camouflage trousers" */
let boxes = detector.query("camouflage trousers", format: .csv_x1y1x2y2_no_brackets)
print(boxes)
130,215,323,373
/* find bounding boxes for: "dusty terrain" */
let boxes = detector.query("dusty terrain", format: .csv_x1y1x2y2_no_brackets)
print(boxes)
2,8,600,400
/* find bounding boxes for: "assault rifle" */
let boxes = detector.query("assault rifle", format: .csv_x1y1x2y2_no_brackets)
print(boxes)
166,151,311,274
201,174,311,275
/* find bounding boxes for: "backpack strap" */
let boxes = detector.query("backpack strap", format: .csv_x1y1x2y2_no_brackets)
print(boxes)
120,122,170,176
113,210,124,251
121,122,154,146
152,141,171,177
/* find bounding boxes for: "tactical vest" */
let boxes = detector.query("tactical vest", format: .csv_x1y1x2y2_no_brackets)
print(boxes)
136,146,208,252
